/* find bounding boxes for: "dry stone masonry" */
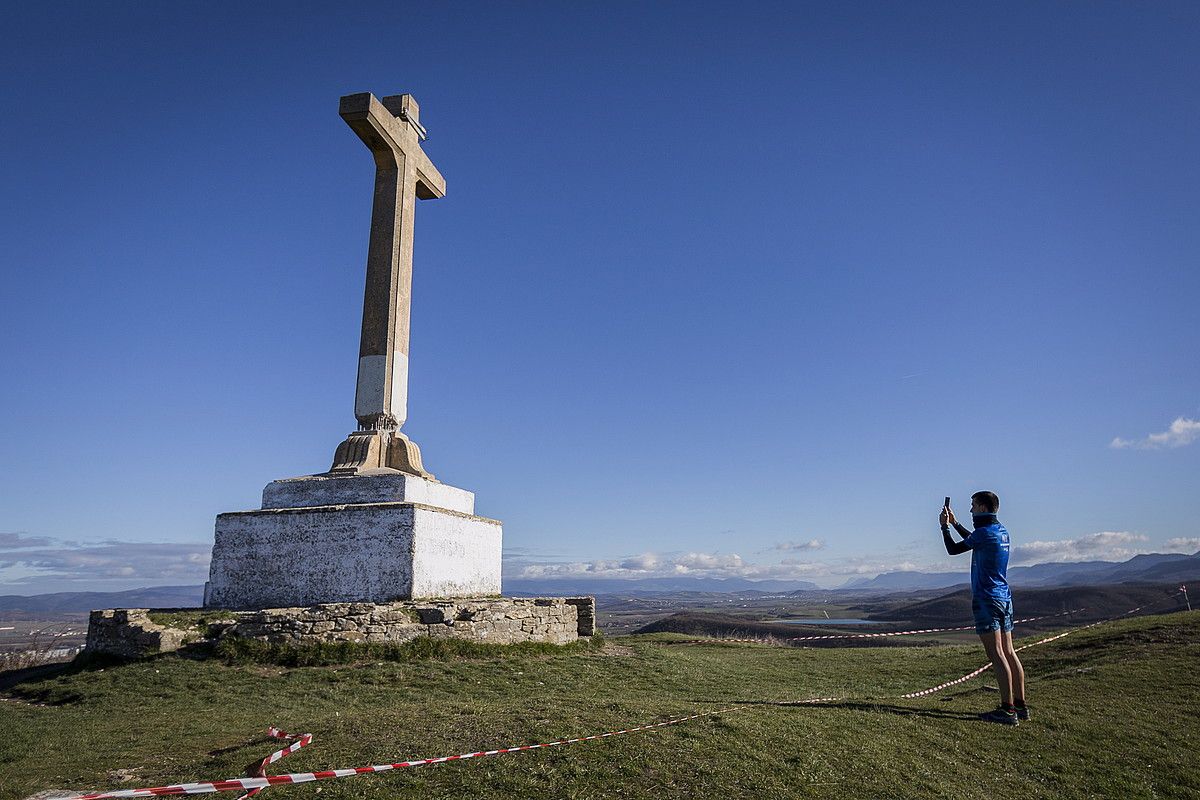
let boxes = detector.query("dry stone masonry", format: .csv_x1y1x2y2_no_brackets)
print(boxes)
86,609,199,659
234,597,593,645
85,597,595,659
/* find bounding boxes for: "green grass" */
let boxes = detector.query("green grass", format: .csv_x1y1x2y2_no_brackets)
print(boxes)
2,612,1197,800
145,610,238,640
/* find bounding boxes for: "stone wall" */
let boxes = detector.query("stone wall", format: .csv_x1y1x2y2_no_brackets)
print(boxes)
566,597,596,637
85,597,595,659
86,609,197,658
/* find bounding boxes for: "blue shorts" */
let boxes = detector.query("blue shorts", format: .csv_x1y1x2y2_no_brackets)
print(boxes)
972,596,1014,635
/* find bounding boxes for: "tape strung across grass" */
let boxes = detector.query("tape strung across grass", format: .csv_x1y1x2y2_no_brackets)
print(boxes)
50,596,1182,800
656,608,1082,646
232,728,311,800
898,601,1157,698
783,609,1079,641
59,707,753,799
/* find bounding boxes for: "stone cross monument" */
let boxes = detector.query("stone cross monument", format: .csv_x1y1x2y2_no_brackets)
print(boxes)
203,92,502,610
330,92,444,480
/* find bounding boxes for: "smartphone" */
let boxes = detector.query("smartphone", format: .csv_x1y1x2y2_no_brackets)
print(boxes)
944,496,951,509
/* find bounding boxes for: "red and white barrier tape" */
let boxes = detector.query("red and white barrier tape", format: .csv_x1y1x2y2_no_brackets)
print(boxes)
61,707,751,799
661,608,1083,646
900,603,1153,698
49,596,1182,800
233,728,311,800
782,609,1080,641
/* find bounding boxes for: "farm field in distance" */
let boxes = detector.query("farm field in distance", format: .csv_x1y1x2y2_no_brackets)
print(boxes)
0,616,88,671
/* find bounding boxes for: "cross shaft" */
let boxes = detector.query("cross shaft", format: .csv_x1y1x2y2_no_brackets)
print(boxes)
329,92,445,478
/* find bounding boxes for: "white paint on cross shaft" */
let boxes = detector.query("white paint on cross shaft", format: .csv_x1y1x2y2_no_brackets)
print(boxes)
354,355,387,419
353,353,409,423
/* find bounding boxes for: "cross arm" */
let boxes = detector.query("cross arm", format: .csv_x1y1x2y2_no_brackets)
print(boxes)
339,92,446,199
413,152,445,200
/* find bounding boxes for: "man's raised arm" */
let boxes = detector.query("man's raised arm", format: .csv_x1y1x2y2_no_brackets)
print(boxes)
940,506,971,555
942,524,971,555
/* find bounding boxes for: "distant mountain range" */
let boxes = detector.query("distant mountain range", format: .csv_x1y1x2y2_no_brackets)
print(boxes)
0,585,204,615
839,551,1200,592
1,551,1195,613
867,582,1190,625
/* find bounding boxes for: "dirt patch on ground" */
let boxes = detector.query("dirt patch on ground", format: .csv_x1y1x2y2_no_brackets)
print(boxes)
600,643,635,657
106,768,143,783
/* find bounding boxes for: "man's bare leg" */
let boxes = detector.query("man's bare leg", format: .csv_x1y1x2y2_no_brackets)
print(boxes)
999,629,1026,706
979,630,1013,706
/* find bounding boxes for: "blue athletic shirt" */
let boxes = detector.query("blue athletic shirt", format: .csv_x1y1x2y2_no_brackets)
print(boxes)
964,514,1011,602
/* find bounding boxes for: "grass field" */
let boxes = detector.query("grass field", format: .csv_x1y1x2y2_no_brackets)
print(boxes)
2,611,1197,800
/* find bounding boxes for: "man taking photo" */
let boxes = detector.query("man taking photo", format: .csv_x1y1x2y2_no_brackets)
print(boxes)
940,491,1028,725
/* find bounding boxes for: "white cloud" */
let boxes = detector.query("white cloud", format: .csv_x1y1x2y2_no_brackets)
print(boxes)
619,553,662,571
512,550,920,582
1111,417,1200,450
516,552,751,580
834,559,921,575
1010,531,1151,565
511,527,1196,584
0,535,211,587
772,539,825,552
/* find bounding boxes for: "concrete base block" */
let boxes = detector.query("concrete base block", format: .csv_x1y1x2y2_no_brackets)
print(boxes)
204,477,501,609
261,471,474,514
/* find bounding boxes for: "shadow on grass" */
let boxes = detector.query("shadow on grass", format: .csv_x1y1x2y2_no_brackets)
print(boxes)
0,650,136,704
817,700,981,721
214,633,606,667
205,733,284,777
0,659,77,694
0,636,609,702
694,697,982,721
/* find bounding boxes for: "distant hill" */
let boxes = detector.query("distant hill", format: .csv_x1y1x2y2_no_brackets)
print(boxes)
837,571,968,591
867,583,1189,625
1011,552,1197,586
841,551,1200,592
0,585,204,614
637,582,1190,639
633,612,912,645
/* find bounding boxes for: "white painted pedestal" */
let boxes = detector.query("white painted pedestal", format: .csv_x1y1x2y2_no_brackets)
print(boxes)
203,472,502,610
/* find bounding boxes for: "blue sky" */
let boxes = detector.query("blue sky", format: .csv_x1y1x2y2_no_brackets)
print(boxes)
1,2,1197,593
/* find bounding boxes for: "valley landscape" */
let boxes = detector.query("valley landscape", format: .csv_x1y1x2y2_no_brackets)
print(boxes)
2,550,1197,799
1,607,1196,799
